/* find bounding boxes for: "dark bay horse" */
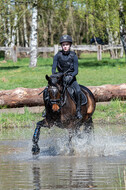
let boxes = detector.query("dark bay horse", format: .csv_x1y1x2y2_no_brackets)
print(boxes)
32,73,96,155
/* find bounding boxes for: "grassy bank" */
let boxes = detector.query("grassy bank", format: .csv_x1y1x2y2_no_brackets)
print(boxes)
94,100,126,124
0,100,126,129
1,101,126,140
0,53,126,128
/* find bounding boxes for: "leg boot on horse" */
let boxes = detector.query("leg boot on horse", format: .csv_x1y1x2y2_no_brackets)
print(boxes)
32,121,42,155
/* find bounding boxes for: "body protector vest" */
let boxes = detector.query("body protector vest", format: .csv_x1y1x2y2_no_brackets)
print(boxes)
57,51,75,74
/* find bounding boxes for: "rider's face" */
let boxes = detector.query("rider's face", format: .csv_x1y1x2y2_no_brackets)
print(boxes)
61,42,71,52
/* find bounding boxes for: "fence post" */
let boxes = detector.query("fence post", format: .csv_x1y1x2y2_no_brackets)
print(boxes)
120,47,123,58
97,45,102,60
54,44,59,55
11,46,17,62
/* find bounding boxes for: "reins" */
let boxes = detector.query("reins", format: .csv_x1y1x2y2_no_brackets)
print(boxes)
41,69,72,109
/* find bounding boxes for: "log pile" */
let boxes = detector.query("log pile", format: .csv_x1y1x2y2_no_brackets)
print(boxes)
0,84,126,108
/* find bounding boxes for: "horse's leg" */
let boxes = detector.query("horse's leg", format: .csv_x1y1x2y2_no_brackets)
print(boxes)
85,117,94,133
68,129,73,143
84,117,94,143
32,120,46,155
68,128,75,155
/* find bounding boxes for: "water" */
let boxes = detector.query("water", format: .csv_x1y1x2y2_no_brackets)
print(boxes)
0,125,126,189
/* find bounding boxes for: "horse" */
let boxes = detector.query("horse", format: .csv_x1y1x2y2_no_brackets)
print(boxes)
32,73,96,155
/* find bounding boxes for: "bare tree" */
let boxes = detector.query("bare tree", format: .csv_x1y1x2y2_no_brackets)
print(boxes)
23,10,29,48
29,0,38,67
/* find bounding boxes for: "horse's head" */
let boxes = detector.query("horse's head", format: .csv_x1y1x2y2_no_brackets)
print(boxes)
45,73,63,112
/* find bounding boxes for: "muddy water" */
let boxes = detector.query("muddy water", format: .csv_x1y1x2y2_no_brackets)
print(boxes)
1,125,126,189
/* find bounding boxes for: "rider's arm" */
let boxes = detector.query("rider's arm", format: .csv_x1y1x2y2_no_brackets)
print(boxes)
71,54,78,77
52,53,58,74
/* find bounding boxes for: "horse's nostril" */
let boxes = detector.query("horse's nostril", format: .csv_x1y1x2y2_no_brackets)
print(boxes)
52,104,60,112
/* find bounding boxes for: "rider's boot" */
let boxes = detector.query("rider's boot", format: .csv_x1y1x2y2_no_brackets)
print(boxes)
32,124,41,155
76,93,83,119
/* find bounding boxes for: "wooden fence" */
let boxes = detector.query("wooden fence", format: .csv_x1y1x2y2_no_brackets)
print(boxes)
0,44,123,62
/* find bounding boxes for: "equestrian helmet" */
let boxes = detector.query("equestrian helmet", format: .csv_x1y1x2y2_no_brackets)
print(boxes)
59,35,72,44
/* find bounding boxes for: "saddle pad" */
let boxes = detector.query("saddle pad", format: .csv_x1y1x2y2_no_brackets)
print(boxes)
67,87,87,105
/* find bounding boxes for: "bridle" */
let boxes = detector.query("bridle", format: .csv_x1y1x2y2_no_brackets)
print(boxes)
49,86,61,104
48,84,66,110
46,72,71,110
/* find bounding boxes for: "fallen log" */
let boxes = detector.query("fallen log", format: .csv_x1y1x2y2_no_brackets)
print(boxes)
0,84,126,108
89,83,126,102
0,87,45,108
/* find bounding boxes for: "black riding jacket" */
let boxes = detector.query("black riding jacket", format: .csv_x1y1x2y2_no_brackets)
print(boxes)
52,50,78,77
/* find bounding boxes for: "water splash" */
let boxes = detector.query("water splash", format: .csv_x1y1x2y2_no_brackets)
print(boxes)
1,124,126,161
46,125,126,157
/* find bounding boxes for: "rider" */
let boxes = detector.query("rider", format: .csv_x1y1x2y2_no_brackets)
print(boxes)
52,34,82,119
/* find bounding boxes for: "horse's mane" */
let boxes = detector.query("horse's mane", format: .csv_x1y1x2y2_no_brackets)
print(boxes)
47,73,63,88
50,72,63,79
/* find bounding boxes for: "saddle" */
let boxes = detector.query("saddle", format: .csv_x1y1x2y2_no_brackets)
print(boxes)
67,86,87,105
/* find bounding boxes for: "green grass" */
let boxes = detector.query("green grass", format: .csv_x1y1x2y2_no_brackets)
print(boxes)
0,53,126,90
0,99,126,130
0,57,52,90
93,100,126,125
0,107,42,128
0,53,126,131
78,53,126,86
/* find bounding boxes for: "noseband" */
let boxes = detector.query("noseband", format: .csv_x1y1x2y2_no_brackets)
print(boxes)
48,86,61,105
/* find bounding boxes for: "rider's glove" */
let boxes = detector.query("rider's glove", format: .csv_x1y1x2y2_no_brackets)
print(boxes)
64,75,73,85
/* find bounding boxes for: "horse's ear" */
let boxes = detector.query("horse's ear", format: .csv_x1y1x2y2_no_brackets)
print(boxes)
45,75,50,81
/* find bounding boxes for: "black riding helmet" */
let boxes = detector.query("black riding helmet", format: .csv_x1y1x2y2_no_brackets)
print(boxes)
59,35,72,44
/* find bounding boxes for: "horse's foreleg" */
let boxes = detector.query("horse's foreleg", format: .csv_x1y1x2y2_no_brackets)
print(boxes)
32,120,46,155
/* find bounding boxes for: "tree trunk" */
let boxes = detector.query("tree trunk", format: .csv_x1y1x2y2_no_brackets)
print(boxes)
48,8,54,46
5,3,11,60
23,11,29,48
11,8,18,62
29,1,38,67
17,27,20,47
89,84,126,102
11,12,17,48
41,11,48,58
0,87,45,108
1,84,126,108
